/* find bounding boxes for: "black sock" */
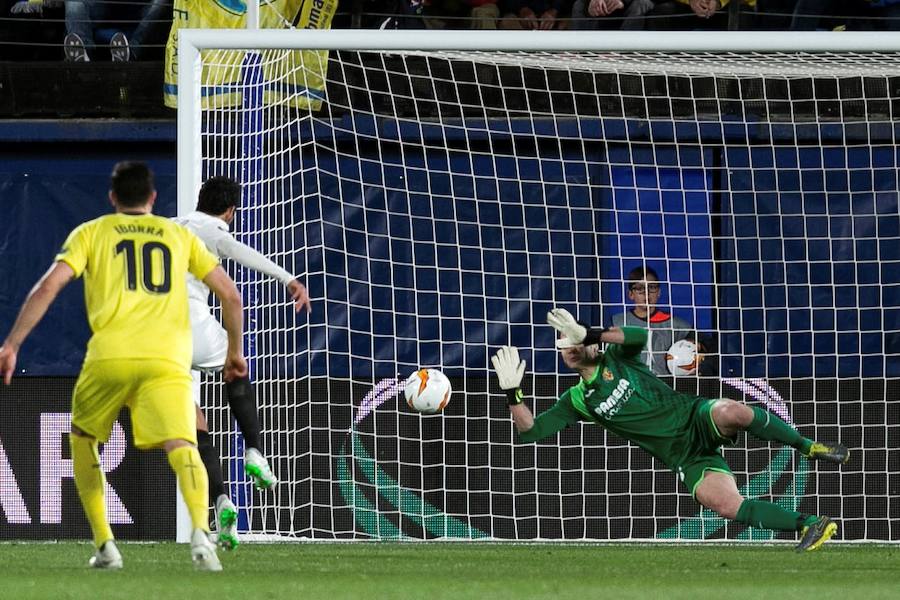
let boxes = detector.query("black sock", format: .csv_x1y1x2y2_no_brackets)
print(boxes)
197,429,226,505
225,376,262,452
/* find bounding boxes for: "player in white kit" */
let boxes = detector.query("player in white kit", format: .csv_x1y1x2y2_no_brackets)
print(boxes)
175,176,311,550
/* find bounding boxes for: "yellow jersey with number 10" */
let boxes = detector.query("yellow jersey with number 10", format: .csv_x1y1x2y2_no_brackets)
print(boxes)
56,213,220,367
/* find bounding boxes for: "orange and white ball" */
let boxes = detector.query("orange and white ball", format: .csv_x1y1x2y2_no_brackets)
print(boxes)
404,368,452,414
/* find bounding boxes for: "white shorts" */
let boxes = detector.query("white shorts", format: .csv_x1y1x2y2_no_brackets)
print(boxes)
190,302,227,408
190,302,227,373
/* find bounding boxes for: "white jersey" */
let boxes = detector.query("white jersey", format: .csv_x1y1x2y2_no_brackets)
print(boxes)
174,210,296,375
174,210,295,305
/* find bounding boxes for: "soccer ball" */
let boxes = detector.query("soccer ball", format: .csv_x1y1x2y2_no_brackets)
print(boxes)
666,339,700,376
404,368,452,414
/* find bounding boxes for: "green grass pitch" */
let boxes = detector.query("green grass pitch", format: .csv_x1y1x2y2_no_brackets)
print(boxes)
1,542,897,599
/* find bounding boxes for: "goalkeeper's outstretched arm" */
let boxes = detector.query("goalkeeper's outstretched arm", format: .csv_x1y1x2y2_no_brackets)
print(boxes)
509,403,534,433
547,307,627,347
491,346,532,432
547,308,647,360
491,345,575,441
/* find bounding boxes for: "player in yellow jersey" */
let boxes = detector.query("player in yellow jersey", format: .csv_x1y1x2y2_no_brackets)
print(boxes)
0,162,245,572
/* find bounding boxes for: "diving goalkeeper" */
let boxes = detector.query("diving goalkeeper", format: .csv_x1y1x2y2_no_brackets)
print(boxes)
492,308,849,551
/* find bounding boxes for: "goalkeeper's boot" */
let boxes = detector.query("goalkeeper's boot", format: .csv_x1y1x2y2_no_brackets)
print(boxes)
191,528,222,572
89,540,123,570
245,447,278,490
804,442,850,465
796,516,838,552
215,495,239,552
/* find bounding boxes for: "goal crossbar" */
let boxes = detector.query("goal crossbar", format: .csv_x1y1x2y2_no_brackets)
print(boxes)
177,29,900,214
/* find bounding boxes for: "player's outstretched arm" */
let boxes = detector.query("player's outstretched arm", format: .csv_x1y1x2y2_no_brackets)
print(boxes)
218,237,311,313
491,345,534,433
286,279,312,314
547,308,626,347
203,266,247,382
547,308,586,346
1,262,74,385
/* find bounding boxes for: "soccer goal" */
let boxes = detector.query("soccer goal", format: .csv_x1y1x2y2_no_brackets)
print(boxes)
177,30,900,542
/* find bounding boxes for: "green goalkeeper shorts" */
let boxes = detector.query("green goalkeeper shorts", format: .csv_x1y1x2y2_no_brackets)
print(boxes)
675,399,738,497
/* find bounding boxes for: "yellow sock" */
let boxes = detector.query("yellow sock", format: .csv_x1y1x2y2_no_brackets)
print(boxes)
167,446,210,532
70,434,114,548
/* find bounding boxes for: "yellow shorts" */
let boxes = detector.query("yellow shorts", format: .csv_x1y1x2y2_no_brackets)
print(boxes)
72,359,196,449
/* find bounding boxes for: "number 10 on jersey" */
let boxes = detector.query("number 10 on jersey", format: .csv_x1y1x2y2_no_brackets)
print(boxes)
115,239,172,294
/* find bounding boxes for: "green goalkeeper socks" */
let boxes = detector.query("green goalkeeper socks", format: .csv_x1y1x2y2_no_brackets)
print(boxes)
735,499,816,532
747,406,814,455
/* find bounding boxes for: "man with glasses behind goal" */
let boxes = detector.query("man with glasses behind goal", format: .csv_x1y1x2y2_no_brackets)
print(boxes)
610,265,710,376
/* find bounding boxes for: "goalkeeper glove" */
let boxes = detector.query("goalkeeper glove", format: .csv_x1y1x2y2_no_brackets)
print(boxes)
547,308,606,348
547,308,587,348
491,345,526,405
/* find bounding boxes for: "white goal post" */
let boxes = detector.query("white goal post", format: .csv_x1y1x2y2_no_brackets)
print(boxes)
177,30,900,542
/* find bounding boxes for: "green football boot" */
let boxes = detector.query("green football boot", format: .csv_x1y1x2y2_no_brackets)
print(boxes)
245,448,278,490
215,495,239,551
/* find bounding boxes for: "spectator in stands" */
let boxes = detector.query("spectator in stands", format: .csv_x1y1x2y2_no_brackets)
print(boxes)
569,0,655,29
791,0,900,31
64,0,172,62
640,0,755,30
607,266,715,376
498,0,568,29
374,0,442,28
469,0,500,28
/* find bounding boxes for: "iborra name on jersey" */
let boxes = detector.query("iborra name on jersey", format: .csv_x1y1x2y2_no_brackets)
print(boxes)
113,224,165,237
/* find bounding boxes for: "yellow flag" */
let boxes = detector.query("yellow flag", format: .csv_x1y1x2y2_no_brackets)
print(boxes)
264,0,338,110
164,0,336,111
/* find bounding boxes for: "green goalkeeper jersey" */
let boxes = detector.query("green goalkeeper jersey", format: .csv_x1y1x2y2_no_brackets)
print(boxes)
519,326,706,469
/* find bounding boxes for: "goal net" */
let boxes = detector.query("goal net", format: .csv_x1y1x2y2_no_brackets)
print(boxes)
178,30,900,542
